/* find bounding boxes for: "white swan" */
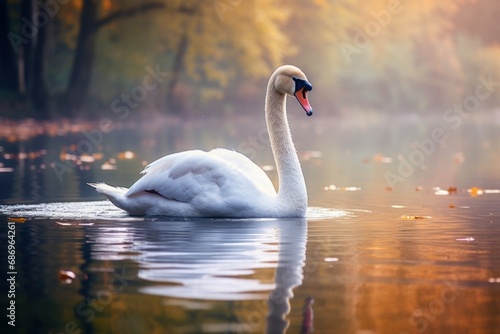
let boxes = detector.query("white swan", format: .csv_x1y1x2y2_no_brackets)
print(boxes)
89,65,314,217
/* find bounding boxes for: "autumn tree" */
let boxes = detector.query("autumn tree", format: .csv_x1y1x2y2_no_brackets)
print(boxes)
87,0,292,115
62,0,165,114
154,0,291,112
0,0,53,117
1,0,499,118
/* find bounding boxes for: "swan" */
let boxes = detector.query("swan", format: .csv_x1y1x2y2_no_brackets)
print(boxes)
89,65,314,217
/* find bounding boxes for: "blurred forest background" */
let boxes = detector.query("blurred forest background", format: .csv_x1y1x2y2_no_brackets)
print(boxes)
0,0,499,120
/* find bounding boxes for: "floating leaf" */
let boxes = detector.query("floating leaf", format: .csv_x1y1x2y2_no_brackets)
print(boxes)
373,154,392,163
118,151,135,160
456,237,475,241
58,270,76,284
101,161,117,170
7,217,26,223
469,187,484,197
343,186,361,191
434,188,449,195
323,185,361,191
401,215,432,220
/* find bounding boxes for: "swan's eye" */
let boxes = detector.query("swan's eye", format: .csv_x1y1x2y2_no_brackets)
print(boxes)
292,77,313,93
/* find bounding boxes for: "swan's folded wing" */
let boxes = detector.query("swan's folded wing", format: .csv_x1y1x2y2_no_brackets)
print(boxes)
208,148,276,195
138,150,199,176
125,149,276,203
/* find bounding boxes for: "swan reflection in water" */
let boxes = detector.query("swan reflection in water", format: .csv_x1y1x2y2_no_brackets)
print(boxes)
87,218,309,333
264,219,308,333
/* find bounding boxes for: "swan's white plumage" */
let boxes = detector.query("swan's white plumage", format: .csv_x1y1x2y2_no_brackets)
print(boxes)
90,149,279,217
127,149,277,215
90,65,312,217
131,148,276,197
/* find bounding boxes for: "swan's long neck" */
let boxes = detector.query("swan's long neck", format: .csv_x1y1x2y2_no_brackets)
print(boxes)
265,79,307,214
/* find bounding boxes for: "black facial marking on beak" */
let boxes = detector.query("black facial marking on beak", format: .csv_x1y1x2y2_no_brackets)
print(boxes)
292,76,313,93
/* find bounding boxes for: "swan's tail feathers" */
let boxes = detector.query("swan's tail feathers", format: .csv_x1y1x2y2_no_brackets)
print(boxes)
88,182,132,212
88,182,128,196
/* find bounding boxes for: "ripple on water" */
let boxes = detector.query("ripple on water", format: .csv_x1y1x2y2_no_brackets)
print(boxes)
306,206,370,220
0,201,132,220
1,201,350,221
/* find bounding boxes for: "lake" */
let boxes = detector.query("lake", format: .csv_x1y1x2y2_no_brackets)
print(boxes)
1,112,499,334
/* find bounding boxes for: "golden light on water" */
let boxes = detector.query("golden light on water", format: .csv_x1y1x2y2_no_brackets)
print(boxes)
1,1,500,332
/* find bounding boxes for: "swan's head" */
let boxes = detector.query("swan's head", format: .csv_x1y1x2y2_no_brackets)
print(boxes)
273,65,313,116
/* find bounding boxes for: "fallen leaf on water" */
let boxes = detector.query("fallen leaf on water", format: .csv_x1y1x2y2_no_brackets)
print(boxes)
401,215,432,220
469,187,484,197
342,186,361,191
434,188,449,195
373,154,392,163
101,161,117,170
456,237,475,241
58,270,76,284
323,185,361,191
7,217,26,223
118,150,135,160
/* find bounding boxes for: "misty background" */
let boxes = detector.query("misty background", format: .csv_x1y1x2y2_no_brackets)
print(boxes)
0,0,499,120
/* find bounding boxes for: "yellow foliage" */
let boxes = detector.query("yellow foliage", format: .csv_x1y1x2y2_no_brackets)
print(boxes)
60,0,497,111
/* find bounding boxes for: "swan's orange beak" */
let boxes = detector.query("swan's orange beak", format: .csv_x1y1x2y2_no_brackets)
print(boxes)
294,88,313,116
293,77,313,116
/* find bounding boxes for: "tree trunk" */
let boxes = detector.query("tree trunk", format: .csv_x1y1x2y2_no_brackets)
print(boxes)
167,33,188,112
31,5,50,118
63,0,165,115
20,0,34,94
0,0,19,91
63,0,98,115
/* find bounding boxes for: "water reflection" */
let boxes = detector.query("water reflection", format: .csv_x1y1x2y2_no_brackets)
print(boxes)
2,196,500,333
80,218,308,333
266,219,307,334
2,115,500,333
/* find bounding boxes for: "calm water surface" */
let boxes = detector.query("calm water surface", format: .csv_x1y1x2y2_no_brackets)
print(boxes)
1,115,499,333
